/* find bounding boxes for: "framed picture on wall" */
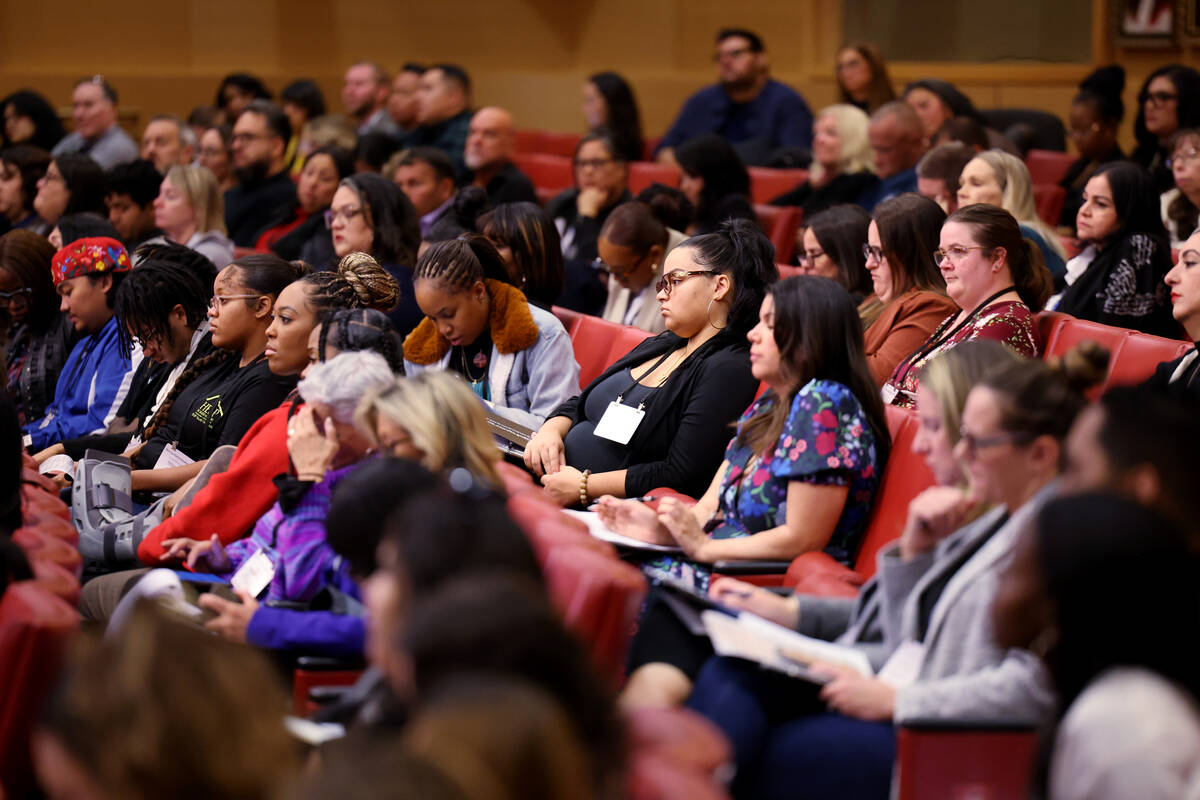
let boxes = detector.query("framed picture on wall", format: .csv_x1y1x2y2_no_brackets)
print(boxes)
1183,0,1200,39
1113,0,1177,46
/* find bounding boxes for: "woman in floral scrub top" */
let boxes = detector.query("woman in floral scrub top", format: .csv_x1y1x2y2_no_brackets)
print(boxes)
599,276,890,592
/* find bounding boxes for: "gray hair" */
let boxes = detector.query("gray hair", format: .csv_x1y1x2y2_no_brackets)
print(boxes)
148,113,197,148
297,351,395,422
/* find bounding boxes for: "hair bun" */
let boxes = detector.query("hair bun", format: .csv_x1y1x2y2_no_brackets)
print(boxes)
336,251,400,311
1080,64,1125,97
1052,341,1110,394
450,186,491,231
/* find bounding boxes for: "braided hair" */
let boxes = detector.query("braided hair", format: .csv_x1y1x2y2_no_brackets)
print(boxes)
113,258,213,355
298,251,400,314
412,235,513,293
317,307,404,373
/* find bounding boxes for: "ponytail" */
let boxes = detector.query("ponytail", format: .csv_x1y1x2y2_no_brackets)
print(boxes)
685,218,778,343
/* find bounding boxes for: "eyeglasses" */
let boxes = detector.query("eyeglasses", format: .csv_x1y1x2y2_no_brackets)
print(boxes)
958,426,1033,459
230,131,269,145
324,206,364,228
655,269,715,297
591,256,640,278
1167,148,1200,169
862,244,884,262
933,245,989,267
1142,90,1179,107
0,287,33,307
41,170,64,184
713,47,754,62
573,157,614,170
208,293,261,312
797,248,826,265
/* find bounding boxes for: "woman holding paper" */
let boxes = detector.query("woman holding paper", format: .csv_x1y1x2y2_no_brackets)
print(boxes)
684,346,1107,800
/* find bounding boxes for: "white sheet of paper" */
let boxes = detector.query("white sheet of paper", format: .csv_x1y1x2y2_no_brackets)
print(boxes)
702,608,874,679
230,548,276,598
154,443,196,470
592,401,646,445
562,509,682,553
39,454,76,476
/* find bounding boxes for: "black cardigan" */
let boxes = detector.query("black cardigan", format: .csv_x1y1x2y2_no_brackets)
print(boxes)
551,331,759,498
1142,347,1200,408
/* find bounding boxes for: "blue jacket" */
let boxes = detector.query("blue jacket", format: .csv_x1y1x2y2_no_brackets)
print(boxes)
24,315,132,451
246,576,366,658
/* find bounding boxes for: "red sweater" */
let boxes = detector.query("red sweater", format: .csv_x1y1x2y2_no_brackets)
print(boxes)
137,402,294,564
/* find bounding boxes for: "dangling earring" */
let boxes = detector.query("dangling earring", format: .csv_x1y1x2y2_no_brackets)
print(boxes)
706,298,726,330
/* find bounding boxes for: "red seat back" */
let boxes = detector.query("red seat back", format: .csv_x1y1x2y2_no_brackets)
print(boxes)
514,129,545,154
1032,184,1066,226
1024,148,1075,185
628,162,681,195
896,726,1038,800
540,131,582,159
571,315,654,387
511,153,573,198
747,167,809,204
1040,315,1191,398
642,137,663,162
777,263,803,279
753,204,802,265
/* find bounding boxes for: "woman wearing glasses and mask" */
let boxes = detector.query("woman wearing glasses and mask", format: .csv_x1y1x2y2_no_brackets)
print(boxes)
525,219,773,506
882,204,1051,408
327,172,423,339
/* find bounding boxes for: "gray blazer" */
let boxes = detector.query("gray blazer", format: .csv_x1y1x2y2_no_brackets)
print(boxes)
795,484,1057,725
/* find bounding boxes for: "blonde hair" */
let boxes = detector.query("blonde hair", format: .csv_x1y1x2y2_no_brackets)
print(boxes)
810,104,874,184
355,372,502,490
302,114,358,152
165,164,226,235
972,150,1067,261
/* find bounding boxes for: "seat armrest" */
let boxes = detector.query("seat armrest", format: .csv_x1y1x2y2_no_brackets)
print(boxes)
711,559,790,575
899,718,1038,733
308,685,352,706
784,552,865,597
295,655,367,671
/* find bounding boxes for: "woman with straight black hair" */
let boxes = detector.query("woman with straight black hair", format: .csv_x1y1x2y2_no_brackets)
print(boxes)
1132,64,1200,194
1055,161,1177,337
582,72,645,163
675,133,756,235
526,219,776,505
0,145,51,234
215,72,272,119
33,154,106,228
1,90,66,152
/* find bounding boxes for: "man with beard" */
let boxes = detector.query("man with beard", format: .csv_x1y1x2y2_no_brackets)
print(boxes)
460,107,537,206
344,61,400,140
410,64,473,175
654,28,813,168
223,100,298,247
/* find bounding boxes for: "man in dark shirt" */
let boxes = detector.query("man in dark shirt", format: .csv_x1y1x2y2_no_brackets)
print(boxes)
224,100,298,247
410,64,473,175
393,147,455,238
656,28,814,168
461,107,537,206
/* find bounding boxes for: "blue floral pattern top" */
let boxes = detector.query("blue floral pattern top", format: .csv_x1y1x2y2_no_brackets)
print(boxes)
646,379,883,590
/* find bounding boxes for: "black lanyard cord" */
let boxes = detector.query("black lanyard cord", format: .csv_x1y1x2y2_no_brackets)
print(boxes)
892,287,1018,389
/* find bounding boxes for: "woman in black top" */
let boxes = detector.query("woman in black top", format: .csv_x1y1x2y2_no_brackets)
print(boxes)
675,134,757,235
525,219,775,505
478,202,564,310
771,106,879,217
270,144,353,265
1132,64,1200,195
128,253,302,494
1060,66,1127,232
582,72,645,163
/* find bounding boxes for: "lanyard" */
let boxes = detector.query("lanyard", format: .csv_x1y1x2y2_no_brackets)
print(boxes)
617,347,679,409
892,287,1017,388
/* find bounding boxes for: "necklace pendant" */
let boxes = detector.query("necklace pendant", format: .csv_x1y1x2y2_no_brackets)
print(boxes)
473,351,489,369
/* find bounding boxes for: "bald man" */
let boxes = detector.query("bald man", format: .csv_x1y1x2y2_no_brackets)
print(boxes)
461,106,537,205
857,101,929,211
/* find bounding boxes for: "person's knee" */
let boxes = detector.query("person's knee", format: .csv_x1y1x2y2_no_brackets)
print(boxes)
619,663,693,711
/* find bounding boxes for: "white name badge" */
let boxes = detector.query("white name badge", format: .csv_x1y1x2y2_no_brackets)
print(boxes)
230,547,277,598
881,383,899,405
154,442,196,470
877,640,927,688
592,401,646,445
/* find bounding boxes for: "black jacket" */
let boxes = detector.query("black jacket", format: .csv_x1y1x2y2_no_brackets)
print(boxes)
552,331,759,498
224,170,299,247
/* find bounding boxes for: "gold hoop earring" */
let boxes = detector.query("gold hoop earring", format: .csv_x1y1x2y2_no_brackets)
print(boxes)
706,298,726,330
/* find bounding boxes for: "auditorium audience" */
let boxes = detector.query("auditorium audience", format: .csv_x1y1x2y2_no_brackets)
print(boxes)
155,164,235,269
1132,64,1200,194
51,76,138,169
637,182,695,232
344,61,400,140
1060,66,1127,232
329,172,423,336
279,78,327,174
858,101,926,210
0,230,72,425
835,42,896,113
1053,162,1178,337
992,494,1200,800
23,238,131,455
478,201,564,310
268,144,352,263
224,100,298,247
686,349,1103,799
461,106,538,206
675,133,756,234
915,142,975,213
883,204,1048,407
904,78,981,141
525,219,771,503
595,200,685,333
138,114,194,173
393,147,457,237
411,64,474,174
48,212,119,250
771,104,878,215
34,154,106,229
388,63,426,138
214,72,272,120
197,124,236,193
405,235,578,429
102,159,159,252
656,28,814,167
957,150,1068,282
1161,128,1200,245
1,89,66,152
422,185,489,245
861,194,958,384
582,71,645,163
0,145,51,234
794,204,873,303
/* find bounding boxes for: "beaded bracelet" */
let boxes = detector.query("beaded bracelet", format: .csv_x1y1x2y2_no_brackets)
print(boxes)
579,469,591,507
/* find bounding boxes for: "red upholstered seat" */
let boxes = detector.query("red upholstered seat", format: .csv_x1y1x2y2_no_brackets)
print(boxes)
626,751,731,800
29,560,80,605
571,314,654,387
551,304,584,338
1038,313,1191,399
13,527,82,576
495,460,536,496
1024,148,1075,185
754,204,802,265
1032,183,1066,226
629,162,681,195
895,724,1037,800
777,263,803,279
747,167,809,204
514,128,544,154
785,405,935,596
624,707,732,778
540,131,582,158
542,544,647,682
511,153,573,198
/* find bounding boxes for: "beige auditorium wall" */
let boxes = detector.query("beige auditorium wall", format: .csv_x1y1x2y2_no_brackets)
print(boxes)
0,0,1177,151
